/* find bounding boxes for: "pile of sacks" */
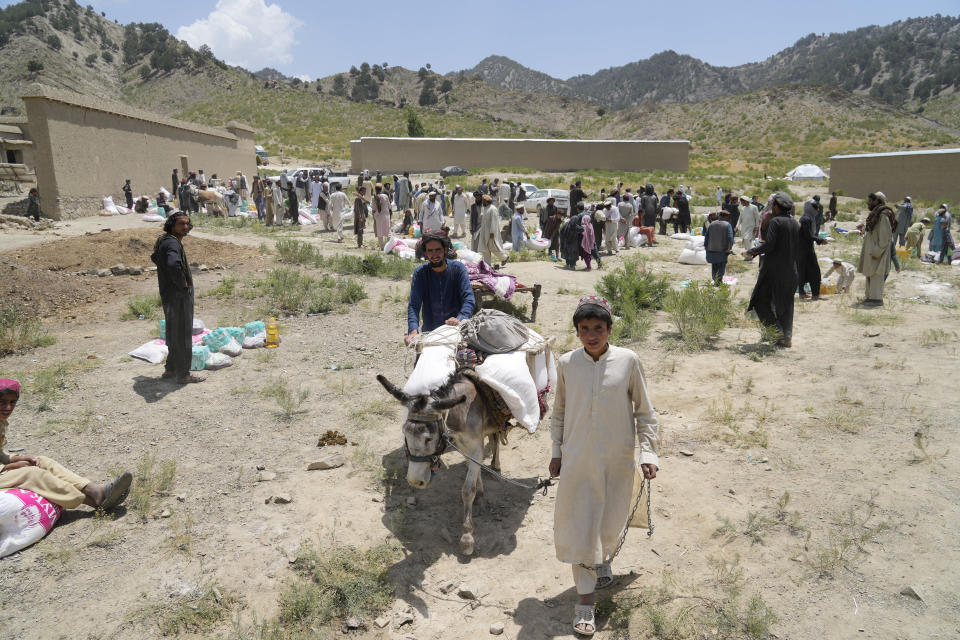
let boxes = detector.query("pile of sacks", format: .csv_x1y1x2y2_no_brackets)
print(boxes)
99,195,132,216
403,315,555,434
676,234,707,265
128,319,272,371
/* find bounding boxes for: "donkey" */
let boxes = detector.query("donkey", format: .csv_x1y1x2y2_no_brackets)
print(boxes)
376,372,508,556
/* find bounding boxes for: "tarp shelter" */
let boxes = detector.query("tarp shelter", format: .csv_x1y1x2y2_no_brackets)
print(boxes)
786,164,827,181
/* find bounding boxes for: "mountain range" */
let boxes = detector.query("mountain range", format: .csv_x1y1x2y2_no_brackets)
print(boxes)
0,0,957,171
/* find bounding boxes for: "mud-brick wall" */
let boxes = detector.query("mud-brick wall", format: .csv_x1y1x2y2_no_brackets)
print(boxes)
829,149,960,203
21,84,256,219
350,137,689,174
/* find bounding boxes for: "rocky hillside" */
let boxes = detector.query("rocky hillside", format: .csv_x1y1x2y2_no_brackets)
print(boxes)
459,16,960,111
0,0,955,170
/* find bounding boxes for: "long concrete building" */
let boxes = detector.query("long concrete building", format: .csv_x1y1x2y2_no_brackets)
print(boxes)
350,136,689,174
829,148,960,203
21,84,256,219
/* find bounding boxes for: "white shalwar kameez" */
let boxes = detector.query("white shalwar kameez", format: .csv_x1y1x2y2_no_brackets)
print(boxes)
452,192,469,236
480,204,505,265
551,346,659,570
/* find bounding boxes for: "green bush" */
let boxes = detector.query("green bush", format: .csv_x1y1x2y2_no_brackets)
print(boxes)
121,293,162,320
249,268,366,315
596,255,670,313
0,307,55,355
663,282,736,349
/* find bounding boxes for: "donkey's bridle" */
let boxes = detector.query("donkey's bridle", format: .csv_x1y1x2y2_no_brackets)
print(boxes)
404,412,449,471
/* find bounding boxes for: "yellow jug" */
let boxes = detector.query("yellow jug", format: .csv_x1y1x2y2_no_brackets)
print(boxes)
265,317,280,349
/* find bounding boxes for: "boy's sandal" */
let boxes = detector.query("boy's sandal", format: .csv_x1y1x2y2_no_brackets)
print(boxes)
573,604,596,636
99,471,132,512
595,562,614,590
177,373,207,384
161,371,176,378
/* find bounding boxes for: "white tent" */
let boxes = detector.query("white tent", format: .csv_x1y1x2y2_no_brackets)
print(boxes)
786,164,827,181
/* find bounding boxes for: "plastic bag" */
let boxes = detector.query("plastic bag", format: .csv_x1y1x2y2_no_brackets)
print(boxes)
244,321,265,336
192,318,206,335
223,326,245,342
220,338,242,357
204,352,233,370
525,237,549,251
242,332,266,349
0,489,63,558
191,345,210,371
102,195,119,214
476,351,540,433
202,328,231,351
128,340,168,364
141,213,164,222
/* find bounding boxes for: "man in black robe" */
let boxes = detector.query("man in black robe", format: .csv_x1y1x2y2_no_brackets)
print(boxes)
722,194,741,231
797,202,827,300
639,183,659,228
744,192,800,348
171,169,179,204
569,181,587,215
469,191,484,252
151,212,204,383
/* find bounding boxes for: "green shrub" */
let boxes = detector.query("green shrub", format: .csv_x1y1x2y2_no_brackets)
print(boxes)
596,255,670,313
663,282,736,349
279,543,399,626
0,307,55,355
121,294,162,320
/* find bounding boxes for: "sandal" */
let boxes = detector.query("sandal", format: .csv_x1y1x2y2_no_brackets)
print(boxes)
573,604,596,636
161,371,176,379
99,471,132,512
176,373,207,384
595,562,613,589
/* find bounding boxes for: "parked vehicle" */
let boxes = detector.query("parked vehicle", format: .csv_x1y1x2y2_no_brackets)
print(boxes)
288,167,351,190
255,145,268,165
519,183,538,198
523,188,569,217
440,165,469,178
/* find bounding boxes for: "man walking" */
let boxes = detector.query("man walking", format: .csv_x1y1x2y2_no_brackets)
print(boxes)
744,192,800,348
896,196,914,246
797,199,828,299
251,175,265,221
857,192,896,306
469,191,484,252
171,169,179,204
329,183,348,242
419,190,444,234
828,191,838,221
405,234,476,347
479,194,505,266
738,195,760,248
451,185,469,238
353,186,368,248
715,185,723,207
151,212,204,383
705,210,734,285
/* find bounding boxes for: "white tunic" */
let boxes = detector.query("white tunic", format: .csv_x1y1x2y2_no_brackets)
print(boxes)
551,345,659,564
419,199,444,233
479,204,505,262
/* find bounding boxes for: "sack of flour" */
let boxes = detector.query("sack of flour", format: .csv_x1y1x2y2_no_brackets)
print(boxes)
0,489,63,558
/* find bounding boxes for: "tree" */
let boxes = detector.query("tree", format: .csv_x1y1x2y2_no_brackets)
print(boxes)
85,53,97,66
331,73,347,97
596,107,606,117
46,34,62,50
406,108,425,137
418,86,437,106
417,66,428,81
138,65,150,80
425,63,431,69
27,59,43,75
101,50,113,63
439,79,453,93
349,65,359,76
315,82,323,94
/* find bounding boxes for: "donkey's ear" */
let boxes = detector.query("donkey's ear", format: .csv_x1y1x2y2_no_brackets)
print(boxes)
433,394,467,411
377,374,411,403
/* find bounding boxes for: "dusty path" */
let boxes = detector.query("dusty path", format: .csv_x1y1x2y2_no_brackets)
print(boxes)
1,208,958,639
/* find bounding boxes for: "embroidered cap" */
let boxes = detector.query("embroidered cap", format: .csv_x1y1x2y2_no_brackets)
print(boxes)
576,295,612,315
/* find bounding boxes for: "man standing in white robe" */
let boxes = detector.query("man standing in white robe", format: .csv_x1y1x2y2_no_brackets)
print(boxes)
738,195,760,248
451,185,469,238
419,191,445,234
549,295,659,636
328,183,348,242
479,194,505,265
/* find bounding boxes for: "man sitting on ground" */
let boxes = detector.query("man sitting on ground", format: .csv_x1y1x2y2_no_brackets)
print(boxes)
405,234,476,346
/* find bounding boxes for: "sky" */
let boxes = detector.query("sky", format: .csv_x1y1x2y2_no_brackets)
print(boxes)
9,0,960,80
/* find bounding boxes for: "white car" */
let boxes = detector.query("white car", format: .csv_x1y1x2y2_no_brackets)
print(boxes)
519,183,538,198
524,188,569,217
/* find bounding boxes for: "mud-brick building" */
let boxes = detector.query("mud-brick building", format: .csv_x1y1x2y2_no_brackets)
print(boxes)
350,137,689,174
20,84,256,219
829,148,960,203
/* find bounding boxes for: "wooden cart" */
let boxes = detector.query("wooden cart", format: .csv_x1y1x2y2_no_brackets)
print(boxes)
471,281,542,322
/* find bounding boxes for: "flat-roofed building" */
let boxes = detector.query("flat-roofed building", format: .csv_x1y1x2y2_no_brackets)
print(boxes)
829,148,960,203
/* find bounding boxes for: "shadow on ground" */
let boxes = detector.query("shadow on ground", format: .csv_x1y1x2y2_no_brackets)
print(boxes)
132,375,182,403
380,445,540,616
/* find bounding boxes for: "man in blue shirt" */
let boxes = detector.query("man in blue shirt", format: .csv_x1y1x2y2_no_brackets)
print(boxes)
405,234,476,346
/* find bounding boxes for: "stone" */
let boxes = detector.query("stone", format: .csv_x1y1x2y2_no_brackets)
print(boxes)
489,622,504,635
176,495,186,502
728,489,736,495
199,264,209,272
406,496,417,506
899,585,923,601
128,266,143,275
86,268,99,275
109,264,128,275
374,616,390,629
395,611,414,627
272,494,293,504
158,509,171,518
307,453,345,470
457,584,476,599
256,471,277,482
147,266,157,272
438,580,456,594
96,269,112,277
345,616,363,630
679,449,694,456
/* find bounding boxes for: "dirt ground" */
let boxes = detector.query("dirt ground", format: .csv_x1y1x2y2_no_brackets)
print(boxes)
1,203,958,640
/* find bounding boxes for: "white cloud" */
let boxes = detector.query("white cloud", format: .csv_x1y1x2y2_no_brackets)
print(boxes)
177,0,302,69
295,74,311,82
